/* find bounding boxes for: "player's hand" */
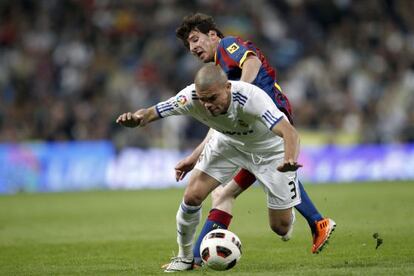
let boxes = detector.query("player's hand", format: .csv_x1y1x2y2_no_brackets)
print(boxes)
277,161,302,172
116,112,143,128
174,155,197,181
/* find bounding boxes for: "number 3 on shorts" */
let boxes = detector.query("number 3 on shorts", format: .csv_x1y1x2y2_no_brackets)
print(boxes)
288,181,297,199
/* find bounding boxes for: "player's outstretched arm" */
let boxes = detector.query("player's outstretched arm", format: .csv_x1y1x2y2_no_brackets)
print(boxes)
271,118,303,172
116,106,159,128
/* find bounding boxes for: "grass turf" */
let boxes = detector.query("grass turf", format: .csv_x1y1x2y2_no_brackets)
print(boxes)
1,181,414,275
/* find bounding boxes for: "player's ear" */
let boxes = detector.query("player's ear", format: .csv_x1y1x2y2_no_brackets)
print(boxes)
208,30,219,40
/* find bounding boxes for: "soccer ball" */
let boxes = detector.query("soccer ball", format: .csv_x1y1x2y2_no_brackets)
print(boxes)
199,229,242,271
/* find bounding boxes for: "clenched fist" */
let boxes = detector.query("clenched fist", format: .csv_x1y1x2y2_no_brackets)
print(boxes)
116,112,143,128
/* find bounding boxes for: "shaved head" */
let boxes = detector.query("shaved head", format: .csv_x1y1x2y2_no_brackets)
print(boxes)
194,63,231,116
195,63,228,91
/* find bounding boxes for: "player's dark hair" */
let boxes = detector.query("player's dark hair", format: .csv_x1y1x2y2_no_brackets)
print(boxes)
176,13,224,49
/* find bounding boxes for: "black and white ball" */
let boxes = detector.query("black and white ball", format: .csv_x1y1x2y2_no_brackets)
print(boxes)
200,229,242,271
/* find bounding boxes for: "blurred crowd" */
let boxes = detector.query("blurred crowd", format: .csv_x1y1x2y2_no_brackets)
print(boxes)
0,0,413,149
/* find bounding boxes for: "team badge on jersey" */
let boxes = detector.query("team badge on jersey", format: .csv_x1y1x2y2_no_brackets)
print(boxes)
176,95,188,106
226,43,239,54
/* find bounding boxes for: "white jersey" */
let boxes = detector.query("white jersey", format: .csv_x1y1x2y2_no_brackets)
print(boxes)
155,81,287,155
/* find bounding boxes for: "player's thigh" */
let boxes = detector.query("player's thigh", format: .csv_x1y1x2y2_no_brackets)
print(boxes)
184,169,222,205
194,138,239,185
188,141,239,205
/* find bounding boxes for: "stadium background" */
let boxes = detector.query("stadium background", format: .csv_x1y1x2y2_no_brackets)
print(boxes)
0,0,413,192
1,1,414,275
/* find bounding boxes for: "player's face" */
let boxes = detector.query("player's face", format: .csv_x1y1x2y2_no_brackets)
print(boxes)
196,82,231,116
188,30,220,63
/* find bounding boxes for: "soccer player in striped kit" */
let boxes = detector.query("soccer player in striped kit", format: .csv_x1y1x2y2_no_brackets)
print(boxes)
118,64,304,272
173,13,336,265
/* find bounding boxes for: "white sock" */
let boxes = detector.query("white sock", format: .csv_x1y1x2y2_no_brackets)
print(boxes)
176,200,202,258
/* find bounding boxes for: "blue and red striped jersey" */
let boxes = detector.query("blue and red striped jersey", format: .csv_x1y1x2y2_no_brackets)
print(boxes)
215,36,292,121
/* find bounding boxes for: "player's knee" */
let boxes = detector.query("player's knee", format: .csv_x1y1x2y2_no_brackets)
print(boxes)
269,219,291,236
183,190,204,206
269,224,286,236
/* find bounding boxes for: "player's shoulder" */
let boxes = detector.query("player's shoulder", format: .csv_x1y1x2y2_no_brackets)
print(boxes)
232,81,269,104
231,81,260,95
230,81,257,105
230,81,272,115
177,83,195,97
219,36,246,52
172,84,196,106
220,36,238,46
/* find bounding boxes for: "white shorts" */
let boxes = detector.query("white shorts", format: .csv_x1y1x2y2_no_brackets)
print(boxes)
194,136,301,210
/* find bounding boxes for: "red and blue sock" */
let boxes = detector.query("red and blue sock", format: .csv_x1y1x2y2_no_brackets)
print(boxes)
295,180,323,234
193,209,232,265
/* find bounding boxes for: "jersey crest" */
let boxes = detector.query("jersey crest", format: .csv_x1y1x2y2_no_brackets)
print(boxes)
226,43,239,54
176,95,188,106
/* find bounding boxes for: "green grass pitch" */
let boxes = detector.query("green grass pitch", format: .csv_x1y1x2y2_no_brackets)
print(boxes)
1,181,414,275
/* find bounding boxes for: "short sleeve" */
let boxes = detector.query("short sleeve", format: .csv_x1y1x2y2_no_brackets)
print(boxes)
219,37,256,68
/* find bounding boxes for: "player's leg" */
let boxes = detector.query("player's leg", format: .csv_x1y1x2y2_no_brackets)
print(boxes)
191,185,234,266
275,92,336,252
164,169,221,272
264,182,300,241
295,180,323,232
268,207,295,237
165,139,240,272
295,181,336,253
192,170,253,265
178,169,221,257
250,154,301,240
213,168,256,212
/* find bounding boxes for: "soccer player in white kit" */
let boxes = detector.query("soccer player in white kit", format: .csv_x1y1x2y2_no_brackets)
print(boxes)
116,64,302,272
